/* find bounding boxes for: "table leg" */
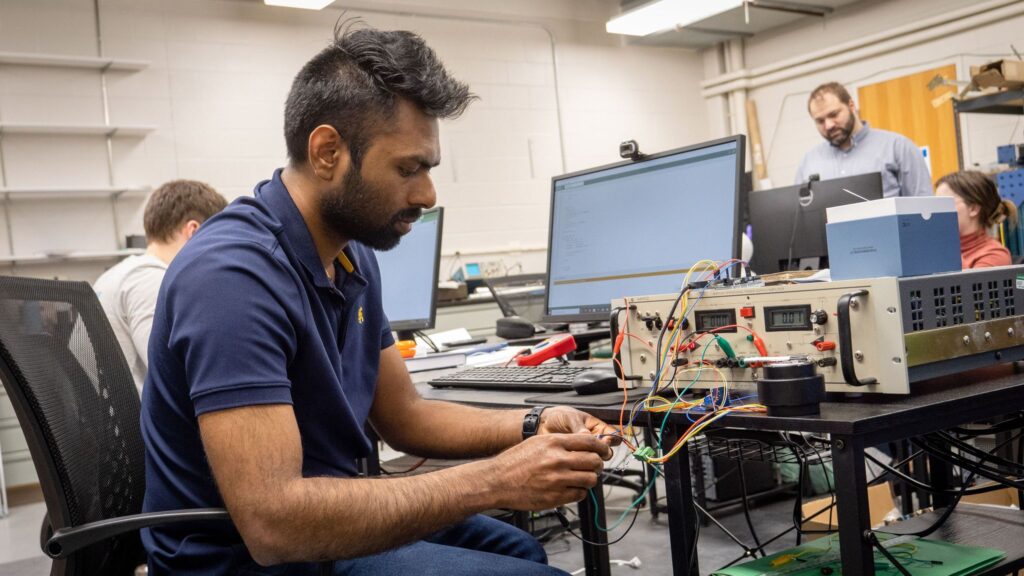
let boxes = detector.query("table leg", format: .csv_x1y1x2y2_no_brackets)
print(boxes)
662,423,700,576
832,435,874,576
577,475,611,576
927,437,955,509
912,449,931,510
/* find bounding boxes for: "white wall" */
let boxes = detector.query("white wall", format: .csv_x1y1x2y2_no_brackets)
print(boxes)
701,0,1024,189
0,0,710,282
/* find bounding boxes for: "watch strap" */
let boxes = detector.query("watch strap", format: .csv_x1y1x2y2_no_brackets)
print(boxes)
521,406,547,440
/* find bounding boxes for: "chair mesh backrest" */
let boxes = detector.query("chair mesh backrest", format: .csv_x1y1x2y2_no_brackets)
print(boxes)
0,276,144,572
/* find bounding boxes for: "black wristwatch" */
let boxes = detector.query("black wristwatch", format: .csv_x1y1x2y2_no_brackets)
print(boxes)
522,406,547,440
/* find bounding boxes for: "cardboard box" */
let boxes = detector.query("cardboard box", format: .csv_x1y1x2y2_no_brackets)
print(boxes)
962,483,1021,508
825,197,961,281
801,482,895,537
972,59,1024,90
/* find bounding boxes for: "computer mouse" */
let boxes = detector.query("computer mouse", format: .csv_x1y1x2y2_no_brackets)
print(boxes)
571,369,620,395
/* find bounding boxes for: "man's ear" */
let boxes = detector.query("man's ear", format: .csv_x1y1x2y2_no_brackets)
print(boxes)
181,219,201,241
307,125,351,182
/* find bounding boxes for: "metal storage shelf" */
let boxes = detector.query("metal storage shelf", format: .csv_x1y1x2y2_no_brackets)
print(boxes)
953,89,1024,169
0,186,149,199
0,51,148,71
0,249,144,266
0,123,156,137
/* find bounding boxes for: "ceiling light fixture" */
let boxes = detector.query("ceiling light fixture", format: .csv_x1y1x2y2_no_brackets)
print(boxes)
606,0,745,36
264,0,335,10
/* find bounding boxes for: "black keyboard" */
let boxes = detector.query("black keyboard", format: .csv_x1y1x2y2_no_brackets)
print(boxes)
428,365,594,391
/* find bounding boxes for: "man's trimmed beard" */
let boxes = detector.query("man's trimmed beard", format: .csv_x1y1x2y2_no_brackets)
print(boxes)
827,112,856,148
319,167,421,251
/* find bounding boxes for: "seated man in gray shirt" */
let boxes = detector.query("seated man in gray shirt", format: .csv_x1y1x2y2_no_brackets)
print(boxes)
796,81,932,197
93,179,227,393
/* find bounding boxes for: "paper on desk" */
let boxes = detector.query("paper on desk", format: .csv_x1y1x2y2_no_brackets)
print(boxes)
414,328,472,355
789,268,831,283
466,346,528,367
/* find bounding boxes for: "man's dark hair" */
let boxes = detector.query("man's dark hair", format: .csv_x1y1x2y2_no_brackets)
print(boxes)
284,23,475,167
144,179,227,243
808,81,853,109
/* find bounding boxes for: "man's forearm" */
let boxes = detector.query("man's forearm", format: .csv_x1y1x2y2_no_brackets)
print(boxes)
248,459,498,564
376,399,528,459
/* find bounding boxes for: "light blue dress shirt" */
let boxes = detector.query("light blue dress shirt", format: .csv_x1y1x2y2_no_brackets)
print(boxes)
795,122,933,197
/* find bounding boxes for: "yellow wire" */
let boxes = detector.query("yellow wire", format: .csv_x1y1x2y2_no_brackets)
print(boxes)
653,259,725,392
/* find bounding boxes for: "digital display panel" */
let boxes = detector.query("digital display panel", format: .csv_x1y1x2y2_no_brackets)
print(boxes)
694,309,737,333
764,305,813,332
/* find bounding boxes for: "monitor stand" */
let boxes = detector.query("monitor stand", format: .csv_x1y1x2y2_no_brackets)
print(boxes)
396,329,416,342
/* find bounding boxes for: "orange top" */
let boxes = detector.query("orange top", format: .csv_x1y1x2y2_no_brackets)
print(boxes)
960,231,1011,269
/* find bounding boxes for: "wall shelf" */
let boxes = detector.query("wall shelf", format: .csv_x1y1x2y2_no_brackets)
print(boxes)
0,123,156,137
0,249,144,266
0,186,150,199
953,89,1024,169
0,51,148,71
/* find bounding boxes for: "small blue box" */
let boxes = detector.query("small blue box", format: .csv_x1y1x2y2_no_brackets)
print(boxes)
826,197,961,281
997,143,1022,165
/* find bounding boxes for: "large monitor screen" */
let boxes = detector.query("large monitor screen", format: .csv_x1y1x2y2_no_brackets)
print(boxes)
376,207,443,332
545,136,744,323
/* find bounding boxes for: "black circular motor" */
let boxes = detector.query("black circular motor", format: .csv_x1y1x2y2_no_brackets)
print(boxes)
756,361,825,417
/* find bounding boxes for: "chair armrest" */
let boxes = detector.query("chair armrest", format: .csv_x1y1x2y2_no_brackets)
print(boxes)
45,508,231,559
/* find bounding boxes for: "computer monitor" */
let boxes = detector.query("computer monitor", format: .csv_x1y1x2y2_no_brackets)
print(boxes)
544,136,745,323
747,172,884,274
376,207,443,338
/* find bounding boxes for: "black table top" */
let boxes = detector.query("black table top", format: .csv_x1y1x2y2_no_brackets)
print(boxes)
418,365,1024,442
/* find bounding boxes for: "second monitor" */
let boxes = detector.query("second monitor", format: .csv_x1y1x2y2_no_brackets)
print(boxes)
376,207,444,340
747,172,883,274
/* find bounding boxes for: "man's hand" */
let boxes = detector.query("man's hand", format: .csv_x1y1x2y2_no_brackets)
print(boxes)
537,406,623,450
482,433,610,511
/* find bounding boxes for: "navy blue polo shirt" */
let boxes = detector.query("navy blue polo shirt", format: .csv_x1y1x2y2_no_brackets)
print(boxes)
140,169,395,574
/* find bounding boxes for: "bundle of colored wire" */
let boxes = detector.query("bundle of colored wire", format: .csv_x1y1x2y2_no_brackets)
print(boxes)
644,403,767,464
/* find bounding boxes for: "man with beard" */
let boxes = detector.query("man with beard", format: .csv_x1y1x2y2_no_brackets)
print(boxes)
140,26,616,575
795,82,932,197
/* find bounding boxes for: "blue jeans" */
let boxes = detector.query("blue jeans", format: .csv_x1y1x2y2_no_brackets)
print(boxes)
241,514,568,575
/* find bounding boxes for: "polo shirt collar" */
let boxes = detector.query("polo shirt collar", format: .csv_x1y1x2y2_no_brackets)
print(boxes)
255,168,367,294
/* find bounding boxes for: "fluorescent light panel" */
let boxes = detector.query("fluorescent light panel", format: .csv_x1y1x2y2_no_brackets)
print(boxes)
606,0,744,36
264,0,335,9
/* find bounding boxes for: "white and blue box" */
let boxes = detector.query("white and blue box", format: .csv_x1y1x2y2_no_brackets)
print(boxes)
826,196,961,281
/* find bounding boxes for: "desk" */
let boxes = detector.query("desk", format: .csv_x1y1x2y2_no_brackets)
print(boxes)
419,367,1024,576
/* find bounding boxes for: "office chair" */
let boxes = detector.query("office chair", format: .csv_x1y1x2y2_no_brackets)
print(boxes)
0,276,229,575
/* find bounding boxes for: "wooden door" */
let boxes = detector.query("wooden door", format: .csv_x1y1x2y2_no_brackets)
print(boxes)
857,64,959,185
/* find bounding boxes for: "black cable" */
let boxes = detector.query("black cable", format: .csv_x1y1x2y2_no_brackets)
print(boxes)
694,500,763,567
736,461,767,557
911,434,1024,490
784,193,803,272
864,451,1022,495
1018,425,1024,509
933,430,1024,475
553,502,641,547
867,532,913,576
950,413,1024,436
868,425,1024,550
414,330,440,353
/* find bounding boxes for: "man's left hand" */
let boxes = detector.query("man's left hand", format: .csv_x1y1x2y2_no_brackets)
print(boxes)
537,406,623,449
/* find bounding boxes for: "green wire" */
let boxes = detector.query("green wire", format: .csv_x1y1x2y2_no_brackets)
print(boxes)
590,465,662,532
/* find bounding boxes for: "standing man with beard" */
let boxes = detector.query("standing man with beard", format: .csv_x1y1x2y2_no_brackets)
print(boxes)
796,82,932,197
141,25,617,575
